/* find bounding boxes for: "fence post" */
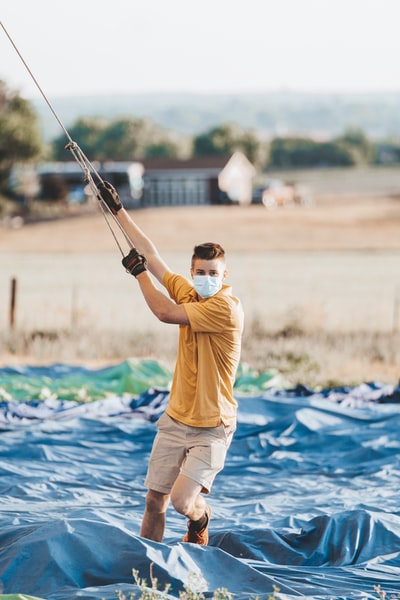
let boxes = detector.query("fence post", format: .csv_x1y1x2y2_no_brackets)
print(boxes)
9,277,17,329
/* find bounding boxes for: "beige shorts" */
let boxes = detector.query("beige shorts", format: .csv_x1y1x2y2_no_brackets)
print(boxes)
144,412,236,495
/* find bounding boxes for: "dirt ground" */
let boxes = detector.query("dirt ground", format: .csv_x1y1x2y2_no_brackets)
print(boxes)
1,192,400,384
1,195,400,254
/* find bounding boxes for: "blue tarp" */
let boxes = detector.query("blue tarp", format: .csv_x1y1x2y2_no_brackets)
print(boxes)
1,361,400,599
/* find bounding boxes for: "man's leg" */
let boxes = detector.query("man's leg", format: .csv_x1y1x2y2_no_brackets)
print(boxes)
140,489,170,542
170,473,205,520
171,474,211,545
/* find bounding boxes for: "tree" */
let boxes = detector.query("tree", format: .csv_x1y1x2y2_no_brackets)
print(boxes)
144,140,181,158
52,116,107,161
0,80,43,191
193,123,262,165
336,127,374,164
96,117,155,160
269,136,356,168
52,116,186,161
269,137,316,168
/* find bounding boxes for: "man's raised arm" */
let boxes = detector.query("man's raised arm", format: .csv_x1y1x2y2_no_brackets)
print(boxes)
98,181,169,284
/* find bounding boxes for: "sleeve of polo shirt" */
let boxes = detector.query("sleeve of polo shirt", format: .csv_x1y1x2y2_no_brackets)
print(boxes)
163,272,196,303
184,296,230,333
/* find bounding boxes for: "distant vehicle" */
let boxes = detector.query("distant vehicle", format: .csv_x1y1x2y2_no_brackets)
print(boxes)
252,179,312,208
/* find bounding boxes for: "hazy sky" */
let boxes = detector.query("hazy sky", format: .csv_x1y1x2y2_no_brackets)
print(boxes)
1,0,400,99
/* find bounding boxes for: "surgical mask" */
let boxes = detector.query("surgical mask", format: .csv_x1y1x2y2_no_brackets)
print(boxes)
193,275,222,298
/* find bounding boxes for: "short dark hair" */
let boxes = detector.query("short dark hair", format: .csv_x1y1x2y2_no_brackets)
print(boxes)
192,242,225,264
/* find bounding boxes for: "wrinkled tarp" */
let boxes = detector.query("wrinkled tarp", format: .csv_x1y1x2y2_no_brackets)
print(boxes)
0,360,400,599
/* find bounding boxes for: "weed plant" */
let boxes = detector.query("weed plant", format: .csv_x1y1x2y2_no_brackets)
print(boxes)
114,569,400,600
115,568,280,600
2,317,399,387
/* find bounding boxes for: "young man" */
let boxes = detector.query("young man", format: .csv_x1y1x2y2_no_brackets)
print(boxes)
99,182,244,545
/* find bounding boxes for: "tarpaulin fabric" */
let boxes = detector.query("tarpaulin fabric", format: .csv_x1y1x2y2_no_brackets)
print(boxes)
0,361,289,405
0,359,174,403
0,361,400,600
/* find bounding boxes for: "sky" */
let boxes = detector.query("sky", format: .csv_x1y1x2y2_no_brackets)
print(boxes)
1,0,400,100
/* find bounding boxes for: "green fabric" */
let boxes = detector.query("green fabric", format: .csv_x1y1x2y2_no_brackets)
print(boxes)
234,362,290,393
0,595,45,600
0,358,173,403
0,359,288,403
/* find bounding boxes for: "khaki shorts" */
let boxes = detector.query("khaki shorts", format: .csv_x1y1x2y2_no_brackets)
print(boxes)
144,412,236,495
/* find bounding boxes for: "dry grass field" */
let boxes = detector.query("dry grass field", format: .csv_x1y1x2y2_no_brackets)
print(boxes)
1,166,400,387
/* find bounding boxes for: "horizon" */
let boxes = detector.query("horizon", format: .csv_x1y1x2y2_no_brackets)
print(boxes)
28,89,400,101
30,88,400,142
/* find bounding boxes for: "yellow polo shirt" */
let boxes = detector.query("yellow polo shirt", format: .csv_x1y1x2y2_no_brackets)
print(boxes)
163,272,244,427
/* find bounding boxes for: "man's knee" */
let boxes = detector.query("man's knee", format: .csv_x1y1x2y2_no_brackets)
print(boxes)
171,476,205,516
170,492,190,516
145,489,170,514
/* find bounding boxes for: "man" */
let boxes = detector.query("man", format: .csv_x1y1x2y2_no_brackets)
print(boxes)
99,182,244,545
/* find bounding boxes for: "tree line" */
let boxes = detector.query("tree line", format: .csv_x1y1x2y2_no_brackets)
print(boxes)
2,80,400,196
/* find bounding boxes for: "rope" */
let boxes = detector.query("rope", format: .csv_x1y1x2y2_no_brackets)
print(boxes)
65,141,134,253
0,20,133,256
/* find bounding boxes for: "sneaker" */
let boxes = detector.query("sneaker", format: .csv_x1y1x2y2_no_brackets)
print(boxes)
182,505,211,545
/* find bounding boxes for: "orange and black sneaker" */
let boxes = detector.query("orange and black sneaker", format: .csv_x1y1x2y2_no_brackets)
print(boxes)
182,505,211,545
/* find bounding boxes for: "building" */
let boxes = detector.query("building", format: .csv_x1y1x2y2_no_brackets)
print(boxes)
141,152,255,207
140,155,229,207
35,152,256,208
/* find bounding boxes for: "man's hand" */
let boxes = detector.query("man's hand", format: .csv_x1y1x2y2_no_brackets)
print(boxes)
122,248,147,278
97,180,122,215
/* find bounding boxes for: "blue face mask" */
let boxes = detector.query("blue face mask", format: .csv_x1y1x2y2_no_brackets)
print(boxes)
193,275,222,298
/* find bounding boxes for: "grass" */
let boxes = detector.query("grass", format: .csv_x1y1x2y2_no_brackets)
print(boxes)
242,316,400,387
115,567,280,600
114,567,398,600
2,312,400,388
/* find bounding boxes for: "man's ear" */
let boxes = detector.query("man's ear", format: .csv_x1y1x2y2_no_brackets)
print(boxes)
222,269,228,280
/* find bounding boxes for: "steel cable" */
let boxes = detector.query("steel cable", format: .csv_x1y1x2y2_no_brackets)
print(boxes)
0,20,134,255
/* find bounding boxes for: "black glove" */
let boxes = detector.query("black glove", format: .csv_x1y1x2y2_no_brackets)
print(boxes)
97,180,122,215
122,248,147,278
